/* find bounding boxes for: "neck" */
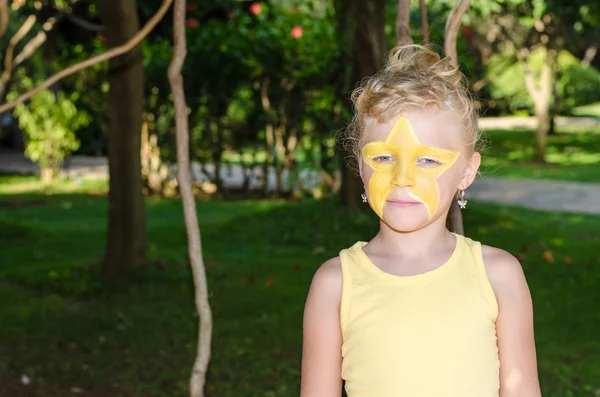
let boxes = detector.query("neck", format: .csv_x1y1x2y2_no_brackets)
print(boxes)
373,214,455,258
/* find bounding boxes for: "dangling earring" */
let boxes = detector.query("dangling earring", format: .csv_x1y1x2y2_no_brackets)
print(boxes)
361,193,367,203
457,190,467,209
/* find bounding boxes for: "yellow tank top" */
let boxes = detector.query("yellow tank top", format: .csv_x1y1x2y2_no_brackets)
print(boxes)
339,234,499,397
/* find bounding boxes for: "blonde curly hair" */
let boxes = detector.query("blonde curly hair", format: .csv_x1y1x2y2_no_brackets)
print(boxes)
341,44,483,171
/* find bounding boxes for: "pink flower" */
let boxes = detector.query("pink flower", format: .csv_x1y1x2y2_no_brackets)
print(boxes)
186,18,199,28
98,33,107,43
249,2,262,15
186,3,198,11
290,25,303,38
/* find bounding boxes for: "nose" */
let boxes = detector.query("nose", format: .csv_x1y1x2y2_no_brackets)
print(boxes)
391,158,415,188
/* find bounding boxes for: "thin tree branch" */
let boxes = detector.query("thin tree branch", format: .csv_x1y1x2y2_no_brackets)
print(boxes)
167,1,212,397
582,45,597,67
444,0,470,67
4,14,36,73
395,0,412,46
65,12,104,32
0,14,65,101
472,77,488,92
13,16,61,69
0,14,37,98
259,76,271,113
0,0,173,114
13,29,47,67
419,0,429,44
0,0,8,39
48,2,104,32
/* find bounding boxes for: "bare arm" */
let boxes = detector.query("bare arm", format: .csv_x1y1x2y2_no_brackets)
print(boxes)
300,257,343,397
483,246,542,397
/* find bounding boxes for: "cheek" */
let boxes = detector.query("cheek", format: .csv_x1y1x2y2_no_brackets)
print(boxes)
436,165,463,200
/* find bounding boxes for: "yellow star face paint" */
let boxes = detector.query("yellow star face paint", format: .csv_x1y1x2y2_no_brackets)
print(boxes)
362,117,460,219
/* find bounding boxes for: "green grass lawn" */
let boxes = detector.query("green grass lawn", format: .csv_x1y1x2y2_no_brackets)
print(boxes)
481,126,600,183
0,176,599,397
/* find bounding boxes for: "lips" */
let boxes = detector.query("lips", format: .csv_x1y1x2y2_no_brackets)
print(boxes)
386,199,421,207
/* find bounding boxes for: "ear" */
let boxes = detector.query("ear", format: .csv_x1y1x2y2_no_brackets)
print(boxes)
458,151,481,190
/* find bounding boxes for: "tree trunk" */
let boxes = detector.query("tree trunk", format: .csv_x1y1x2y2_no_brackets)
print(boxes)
168,1,212,396
337,0,387,209
534,103,549,162
40,167,54,183
261,158,270,196
285,127,300,197
444,0,470,68
210,120,224,194
547,58,560,136
396,0,413,46
351,0,387,80
274,125,284,194
99,0,146,275
523,48,554,164
141,117,164,194
443,0,470,235
418,0,429,44
259,76,276,197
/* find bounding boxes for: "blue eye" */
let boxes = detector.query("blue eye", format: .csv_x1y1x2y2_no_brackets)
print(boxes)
417,157,442,167
373,155,395,164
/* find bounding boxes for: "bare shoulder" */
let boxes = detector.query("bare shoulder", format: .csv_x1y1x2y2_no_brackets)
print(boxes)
303,256,343,325
481,245,529,298
308,256,343,300
481,244,521,270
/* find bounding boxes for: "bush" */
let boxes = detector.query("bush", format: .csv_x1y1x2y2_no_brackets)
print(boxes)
11,85,91,181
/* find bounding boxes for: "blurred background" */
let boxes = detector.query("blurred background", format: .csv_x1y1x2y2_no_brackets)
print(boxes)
0,0,598,396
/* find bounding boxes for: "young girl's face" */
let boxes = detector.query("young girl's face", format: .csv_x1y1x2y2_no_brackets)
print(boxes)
359,108,479,232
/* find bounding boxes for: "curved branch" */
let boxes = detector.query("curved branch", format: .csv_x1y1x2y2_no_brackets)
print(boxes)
444,0,470,67
0,0,173,114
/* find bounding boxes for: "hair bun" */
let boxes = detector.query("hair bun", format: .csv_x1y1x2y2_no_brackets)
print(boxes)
386,45,463,88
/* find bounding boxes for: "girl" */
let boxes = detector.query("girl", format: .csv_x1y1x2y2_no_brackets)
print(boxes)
300,45,541,397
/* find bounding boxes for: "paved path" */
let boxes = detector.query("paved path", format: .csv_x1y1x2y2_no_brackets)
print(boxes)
1,150,600,215
478,116,600,129
467,178,600,215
